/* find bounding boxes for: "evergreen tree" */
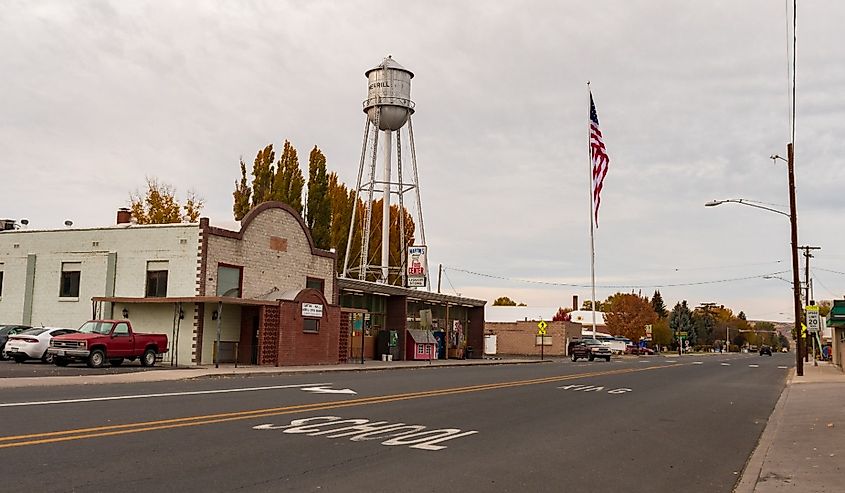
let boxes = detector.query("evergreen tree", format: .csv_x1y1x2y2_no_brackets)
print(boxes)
738,311,747,321
305,146,331,249
669,300,695,346
272,140,304,213
651,290,668,319
233,158,252,221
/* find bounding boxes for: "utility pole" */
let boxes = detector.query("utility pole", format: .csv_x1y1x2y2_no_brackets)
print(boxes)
787,143,803,377
437,264,442,294
800,245,821,363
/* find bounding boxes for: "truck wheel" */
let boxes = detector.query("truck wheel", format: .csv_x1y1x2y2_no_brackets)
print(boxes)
605,356,611,362
588,354,595,361
54,357,69,367
571,354,578,362
109,358,124,367
87,349,105,368
141,348,157,367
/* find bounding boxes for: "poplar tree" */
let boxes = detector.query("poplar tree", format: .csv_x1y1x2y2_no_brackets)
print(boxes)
306,146,331,249
251,144,275,208
233,158,252,221
272,140,304,214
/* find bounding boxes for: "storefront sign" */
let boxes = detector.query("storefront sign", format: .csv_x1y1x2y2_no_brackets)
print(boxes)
407,245,427,287
302,303,323,318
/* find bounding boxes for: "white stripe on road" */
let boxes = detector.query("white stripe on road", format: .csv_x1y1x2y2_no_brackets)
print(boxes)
0,382,332,408
692,362,703,365
721,363,731,366
778,366,788,369
748,364,759,368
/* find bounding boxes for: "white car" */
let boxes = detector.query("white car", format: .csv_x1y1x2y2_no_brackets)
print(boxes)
4,327,79,363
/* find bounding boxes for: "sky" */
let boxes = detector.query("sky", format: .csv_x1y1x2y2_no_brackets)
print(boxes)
2,1,844,322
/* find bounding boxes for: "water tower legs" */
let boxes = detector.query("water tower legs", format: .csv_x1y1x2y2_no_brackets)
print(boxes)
381,130,392,283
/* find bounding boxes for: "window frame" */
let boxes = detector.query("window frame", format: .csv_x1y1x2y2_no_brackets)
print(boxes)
59,263,81,299
145,269,169,298
305,277,325,295
303,318,320,334
216,263,243,298
113,322,130,337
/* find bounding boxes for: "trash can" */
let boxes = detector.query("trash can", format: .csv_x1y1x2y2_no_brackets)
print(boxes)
465,346,474,359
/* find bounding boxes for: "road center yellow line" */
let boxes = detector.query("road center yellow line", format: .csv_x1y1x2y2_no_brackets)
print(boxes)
0,363,684,449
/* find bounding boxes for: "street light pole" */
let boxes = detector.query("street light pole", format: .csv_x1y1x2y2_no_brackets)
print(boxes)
786,143,803,377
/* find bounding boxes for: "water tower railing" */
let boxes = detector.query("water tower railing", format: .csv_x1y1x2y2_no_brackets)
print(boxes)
362,96,415,110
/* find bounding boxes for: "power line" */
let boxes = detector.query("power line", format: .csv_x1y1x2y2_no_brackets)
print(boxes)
815,267,845,276
443,266,791,290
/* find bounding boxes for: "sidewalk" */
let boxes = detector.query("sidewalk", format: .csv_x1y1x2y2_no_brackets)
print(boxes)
0,357,547,389
736,361,845,492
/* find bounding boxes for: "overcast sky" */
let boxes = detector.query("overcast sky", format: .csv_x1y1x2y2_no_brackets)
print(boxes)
2,1,843,321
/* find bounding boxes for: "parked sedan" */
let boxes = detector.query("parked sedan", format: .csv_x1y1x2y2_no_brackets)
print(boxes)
0,325,30,360
4,327,78,363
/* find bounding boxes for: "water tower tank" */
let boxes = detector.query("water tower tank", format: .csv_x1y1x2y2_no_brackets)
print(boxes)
364,56,415,131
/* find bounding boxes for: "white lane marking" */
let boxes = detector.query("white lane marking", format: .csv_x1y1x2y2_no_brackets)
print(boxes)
748,364,759,368
721,363,731,366
692,362,703,365
0,382,333,408
778,366,789,369
301,386,357,395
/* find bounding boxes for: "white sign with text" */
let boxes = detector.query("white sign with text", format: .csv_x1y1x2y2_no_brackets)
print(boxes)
302,303,324,318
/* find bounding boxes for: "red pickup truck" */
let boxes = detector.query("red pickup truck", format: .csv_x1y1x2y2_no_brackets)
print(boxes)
48,320,168,368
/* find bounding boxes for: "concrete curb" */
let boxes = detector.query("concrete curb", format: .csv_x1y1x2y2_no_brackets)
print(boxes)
734,368,795,493
0,359,551,388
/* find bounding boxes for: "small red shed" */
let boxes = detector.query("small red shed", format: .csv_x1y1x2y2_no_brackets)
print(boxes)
406,329,437,361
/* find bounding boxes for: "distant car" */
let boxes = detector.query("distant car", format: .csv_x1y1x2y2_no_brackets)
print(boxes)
781,347,788,353
748,345,758,352
624,344,654,356
759,345,772,356
4,327,78,363
569,338,612,362
0,325,30,360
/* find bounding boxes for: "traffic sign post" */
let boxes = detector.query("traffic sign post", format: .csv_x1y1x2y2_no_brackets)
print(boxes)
537,320,547,361
806,305,820,366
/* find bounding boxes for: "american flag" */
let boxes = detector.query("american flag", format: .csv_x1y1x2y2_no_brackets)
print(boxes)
590,92,610,228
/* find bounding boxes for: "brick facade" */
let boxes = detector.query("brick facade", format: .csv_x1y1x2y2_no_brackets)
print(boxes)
275,289,340,366
484,321,581,356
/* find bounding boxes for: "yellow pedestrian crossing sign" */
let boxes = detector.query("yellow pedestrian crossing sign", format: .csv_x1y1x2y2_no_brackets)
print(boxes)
537,320,548,336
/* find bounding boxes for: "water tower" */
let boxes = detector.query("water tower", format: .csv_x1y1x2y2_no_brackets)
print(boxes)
342,56,429,288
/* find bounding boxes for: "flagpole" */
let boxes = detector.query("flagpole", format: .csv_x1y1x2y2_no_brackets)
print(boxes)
587,82,597,338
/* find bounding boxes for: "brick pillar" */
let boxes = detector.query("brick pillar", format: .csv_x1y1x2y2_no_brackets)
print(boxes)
259,305,280,365
338,311,350,363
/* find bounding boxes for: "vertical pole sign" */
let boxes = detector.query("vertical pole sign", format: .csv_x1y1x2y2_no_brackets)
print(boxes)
806,305,820,366
407,246,428,287
537,320,548,361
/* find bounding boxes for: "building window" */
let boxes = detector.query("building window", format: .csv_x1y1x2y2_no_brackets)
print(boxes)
306,277,324,294
303,318,319,333
146,261,169,297
417,344,424,354
0,268,4,297
59,262,81,298
217,264,242,297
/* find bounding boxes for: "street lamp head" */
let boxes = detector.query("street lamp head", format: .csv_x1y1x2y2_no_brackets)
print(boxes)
770,154,787,163
704,200,724,207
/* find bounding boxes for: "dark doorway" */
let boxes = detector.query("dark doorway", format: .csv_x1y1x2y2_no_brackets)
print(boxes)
239,306,261,365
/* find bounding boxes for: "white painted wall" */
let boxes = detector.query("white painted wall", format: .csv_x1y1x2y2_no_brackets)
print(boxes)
0,224,199,327
201,304,242,364
113,301,196,366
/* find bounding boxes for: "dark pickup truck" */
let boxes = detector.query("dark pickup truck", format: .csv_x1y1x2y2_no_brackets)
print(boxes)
569,338,613,362
48,320,168,368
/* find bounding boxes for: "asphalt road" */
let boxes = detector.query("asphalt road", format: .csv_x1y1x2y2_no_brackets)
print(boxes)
0,353,791,492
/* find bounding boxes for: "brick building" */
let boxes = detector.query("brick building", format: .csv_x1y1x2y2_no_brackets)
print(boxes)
484,320,582,357
0,202,340,366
